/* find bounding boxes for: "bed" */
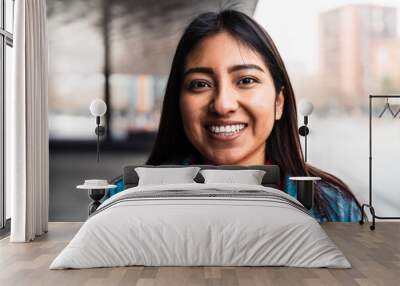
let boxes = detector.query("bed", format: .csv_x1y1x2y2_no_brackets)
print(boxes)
49,165,350,269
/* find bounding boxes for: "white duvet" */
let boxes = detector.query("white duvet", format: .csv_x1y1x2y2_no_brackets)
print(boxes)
50,183,351,269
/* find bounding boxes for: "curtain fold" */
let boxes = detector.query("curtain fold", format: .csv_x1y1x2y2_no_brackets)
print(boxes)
8,0,49,242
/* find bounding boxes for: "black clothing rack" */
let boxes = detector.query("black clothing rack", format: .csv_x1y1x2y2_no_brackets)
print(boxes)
360,95,400,230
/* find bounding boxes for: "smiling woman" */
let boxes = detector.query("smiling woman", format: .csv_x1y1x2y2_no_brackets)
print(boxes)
180,32,284,165
143,10,362,222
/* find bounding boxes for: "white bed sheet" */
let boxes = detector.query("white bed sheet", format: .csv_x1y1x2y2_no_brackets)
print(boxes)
50,183,350,269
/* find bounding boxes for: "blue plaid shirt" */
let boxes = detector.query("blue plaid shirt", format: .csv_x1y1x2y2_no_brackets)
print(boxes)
284,176,361,222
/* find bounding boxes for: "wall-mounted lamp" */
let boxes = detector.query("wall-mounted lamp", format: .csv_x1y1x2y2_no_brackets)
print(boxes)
298,99,314,163
90,99,107,163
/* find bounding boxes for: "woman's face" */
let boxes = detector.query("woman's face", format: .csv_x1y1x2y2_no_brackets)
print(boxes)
180,32,284,165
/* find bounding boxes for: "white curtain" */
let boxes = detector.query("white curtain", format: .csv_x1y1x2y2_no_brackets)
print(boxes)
7,0,49,242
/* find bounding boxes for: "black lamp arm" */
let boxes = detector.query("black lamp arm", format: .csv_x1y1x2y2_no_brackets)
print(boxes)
94,116,106,163
298,115,309,163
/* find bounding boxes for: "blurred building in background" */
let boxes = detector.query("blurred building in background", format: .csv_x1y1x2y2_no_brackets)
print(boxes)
371,37,400,93
319,5,399,109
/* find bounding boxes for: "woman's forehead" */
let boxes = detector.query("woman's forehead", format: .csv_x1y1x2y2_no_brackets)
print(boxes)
184,31,267,71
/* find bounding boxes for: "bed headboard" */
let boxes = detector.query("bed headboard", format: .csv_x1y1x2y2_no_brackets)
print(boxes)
123,165,281,190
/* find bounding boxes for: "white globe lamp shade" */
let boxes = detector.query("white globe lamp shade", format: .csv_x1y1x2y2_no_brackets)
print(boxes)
90,99,107,116
299,99,314,116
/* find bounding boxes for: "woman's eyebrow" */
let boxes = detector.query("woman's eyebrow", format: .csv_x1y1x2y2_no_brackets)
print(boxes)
228,64,265,73
183,64,264,77
183,67,214,77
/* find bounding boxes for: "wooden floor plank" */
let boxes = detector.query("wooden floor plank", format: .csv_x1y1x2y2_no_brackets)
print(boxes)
0,222,399,286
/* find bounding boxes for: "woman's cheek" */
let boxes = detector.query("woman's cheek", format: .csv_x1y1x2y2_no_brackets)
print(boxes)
180,95,203,138
244,94,274,135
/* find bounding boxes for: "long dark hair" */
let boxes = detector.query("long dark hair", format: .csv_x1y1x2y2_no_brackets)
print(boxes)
146,10,361,219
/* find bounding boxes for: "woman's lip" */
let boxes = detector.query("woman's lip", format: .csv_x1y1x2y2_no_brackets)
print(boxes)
205,125,247,142
204,122,248,127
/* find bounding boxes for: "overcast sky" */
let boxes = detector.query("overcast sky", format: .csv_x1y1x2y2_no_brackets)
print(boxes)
254,0,400,74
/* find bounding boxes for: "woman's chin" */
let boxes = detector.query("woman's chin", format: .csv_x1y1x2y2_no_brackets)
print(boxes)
203,154,245,165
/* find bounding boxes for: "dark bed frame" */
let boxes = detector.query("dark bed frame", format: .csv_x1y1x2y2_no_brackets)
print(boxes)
120,164,281,190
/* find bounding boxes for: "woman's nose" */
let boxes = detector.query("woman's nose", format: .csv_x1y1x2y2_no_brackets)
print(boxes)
209,84,239,115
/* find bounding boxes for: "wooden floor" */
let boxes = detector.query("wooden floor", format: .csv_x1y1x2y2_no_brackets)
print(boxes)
0,222,399,286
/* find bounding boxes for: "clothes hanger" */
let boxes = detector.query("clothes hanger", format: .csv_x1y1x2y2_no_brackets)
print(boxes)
378,98,396,118
394,106,400,118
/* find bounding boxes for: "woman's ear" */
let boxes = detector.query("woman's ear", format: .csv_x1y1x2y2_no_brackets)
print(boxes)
275,90,285,120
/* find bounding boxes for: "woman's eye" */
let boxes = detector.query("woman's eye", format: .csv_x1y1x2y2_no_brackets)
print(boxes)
188,80,211,90
237,77,257,85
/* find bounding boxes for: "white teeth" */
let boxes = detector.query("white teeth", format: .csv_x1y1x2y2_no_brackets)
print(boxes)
207,124,246,134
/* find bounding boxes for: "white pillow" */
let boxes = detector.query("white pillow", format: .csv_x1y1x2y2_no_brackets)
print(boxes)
135,167,201,186
200,169,266,185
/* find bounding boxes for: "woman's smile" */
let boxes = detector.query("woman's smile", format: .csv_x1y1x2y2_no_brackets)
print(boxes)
204,121,248,142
